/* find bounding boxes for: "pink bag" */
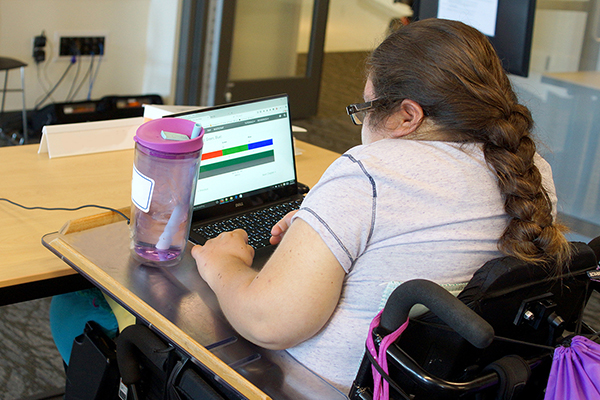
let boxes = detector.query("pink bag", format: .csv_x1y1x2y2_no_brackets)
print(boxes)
366,310,410,400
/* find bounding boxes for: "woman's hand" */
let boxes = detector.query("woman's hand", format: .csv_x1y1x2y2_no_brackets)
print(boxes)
270,210,298,245
191,219,345,350
192,229,255,290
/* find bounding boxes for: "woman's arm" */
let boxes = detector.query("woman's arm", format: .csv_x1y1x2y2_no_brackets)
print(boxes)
192,218,345,350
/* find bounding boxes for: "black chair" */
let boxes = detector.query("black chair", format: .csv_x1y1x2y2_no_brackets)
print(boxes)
0,57,28,144
350,237,600,400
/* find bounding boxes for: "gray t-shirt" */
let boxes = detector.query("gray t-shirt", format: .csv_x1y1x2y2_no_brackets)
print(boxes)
287,139,557,394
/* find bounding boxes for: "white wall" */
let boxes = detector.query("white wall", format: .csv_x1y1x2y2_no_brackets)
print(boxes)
229,0,304,80
322,0,411,52
529,9,588,73
0,0,400,113
0,0,179,111
228,0,405,80
142,0,181,101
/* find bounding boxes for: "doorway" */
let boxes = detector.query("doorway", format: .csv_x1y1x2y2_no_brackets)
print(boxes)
175,0,329,119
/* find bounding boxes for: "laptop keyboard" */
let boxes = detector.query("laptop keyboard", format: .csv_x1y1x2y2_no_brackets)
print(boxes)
192,199,303,250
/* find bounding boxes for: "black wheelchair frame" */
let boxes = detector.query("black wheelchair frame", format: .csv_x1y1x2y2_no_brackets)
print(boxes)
350,238,600,400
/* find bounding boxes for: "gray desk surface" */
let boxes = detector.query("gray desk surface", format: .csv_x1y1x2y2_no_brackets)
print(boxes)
42,214,348,400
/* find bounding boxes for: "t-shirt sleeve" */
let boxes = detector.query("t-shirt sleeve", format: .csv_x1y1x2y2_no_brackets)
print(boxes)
292,154,376,273
534,153,558,220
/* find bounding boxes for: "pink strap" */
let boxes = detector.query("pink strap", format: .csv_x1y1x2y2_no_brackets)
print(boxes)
366,310,410,400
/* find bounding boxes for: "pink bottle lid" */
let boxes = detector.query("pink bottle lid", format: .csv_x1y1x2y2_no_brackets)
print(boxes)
134,118,204,154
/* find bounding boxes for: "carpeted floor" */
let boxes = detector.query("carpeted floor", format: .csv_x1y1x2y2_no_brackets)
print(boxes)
0,298,66,399
293,51,367,154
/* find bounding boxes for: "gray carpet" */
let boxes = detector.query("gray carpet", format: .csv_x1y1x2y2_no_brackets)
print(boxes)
293,51,367,154
0,298,65,399
1,51,600,399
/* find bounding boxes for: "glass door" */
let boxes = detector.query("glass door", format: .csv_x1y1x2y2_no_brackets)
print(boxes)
176,0,329,119
510,0,600,239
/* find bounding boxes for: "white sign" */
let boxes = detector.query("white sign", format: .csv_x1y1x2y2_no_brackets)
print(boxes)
438,0,499,37
38,117,143,158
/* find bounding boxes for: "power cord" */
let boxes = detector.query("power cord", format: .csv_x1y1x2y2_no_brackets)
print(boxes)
87,44,104,100
86,54,96,100
68,57,94,102
34,58,75,110
66,52,82,101
0,198,130,224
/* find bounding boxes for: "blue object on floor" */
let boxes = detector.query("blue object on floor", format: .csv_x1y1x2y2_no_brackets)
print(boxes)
49,287,118,364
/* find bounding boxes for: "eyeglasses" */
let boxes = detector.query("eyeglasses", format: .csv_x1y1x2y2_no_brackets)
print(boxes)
346,98,383,125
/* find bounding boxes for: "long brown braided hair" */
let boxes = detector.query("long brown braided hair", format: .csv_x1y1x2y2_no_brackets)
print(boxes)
367,18,571,268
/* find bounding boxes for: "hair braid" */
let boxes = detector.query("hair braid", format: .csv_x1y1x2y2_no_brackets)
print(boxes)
465,73,572,268
368,19,572,270
483,125,570,267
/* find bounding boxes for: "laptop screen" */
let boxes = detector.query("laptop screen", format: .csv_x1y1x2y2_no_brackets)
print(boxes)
170,95,298,217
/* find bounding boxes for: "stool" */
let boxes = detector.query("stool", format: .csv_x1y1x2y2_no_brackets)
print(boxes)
0,57,28,144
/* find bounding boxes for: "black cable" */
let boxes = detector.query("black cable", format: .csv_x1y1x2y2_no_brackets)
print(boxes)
364,345,412,400
0,198,130,223
86,54,95,101
87,47,103,100
34,59,75,110
493,335,555,351
69,57,94,102
66,54,82,102
35,63,54,104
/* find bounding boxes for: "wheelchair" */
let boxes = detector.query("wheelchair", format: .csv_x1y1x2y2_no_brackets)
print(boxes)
350,236,600,400
63,237,600,400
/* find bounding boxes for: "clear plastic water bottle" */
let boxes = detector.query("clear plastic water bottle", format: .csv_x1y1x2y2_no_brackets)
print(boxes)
130,117,203,266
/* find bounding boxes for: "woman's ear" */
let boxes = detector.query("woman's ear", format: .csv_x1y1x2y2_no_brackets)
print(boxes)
385,99,425,138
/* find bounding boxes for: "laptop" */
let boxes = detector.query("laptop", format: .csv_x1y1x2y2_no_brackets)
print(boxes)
168,94,305,260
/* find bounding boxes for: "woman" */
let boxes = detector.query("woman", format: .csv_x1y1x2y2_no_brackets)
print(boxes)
191,19,571,394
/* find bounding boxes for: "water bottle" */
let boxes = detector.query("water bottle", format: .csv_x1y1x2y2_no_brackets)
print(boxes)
130,117,203,266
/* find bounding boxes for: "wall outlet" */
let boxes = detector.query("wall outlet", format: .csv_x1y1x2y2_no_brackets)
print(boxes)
59,36,105,56
32,31,47,63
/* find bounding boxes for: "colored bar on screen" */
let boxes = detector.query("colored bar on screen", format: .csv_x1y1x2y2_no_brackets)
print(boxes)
248,139,274,150
201,139,274,161
202,150,223,160
199,150,275,179
222,144,249,156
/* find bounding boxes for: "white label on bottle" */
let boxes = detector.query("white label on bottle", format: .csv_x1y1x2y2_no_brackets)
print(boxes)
131,165,154,213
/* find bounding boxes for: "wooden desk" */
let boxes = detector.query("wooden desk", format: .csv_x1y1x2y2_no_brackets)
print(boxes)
1,140,340,304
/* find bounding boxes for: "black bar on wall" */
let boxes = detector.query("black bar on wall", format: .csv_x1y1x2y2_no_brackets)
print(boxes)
175,0,209,106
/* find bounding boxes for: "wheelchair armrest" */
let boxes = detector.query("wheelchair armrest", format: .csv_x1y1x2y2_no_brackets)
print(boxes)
380,279,494,349
384,342,550,398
